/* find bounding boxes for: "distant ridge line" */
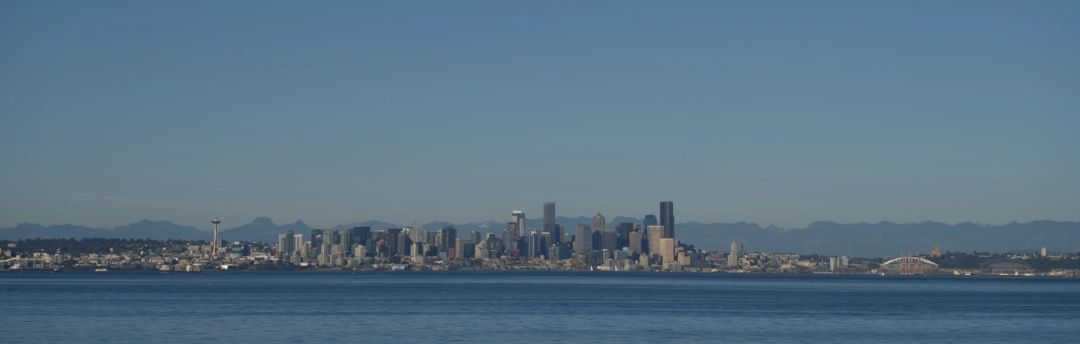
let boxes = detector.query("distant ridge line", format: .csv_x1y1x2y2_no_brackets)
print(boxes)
2,218,1076,257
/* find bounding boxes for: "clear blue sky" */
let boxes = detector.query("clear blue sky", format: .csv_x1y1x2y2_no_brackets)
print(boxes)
2,1,1077,231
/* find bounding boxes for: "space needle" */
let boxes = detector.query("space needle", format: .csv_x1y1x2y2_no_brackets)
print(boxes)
211,218,221,260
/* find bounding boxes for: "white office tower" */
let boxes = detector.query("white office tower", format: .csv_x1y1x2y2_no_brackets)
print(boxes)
659,238,676,263
647,226,665,256
292,234,303,254
475,240,489,259
277,232,292,256
727,241,740,267
411,242,423,263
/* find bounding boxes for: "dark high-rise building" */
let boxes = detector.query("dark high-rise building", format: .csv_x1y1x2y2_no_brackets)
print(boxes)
543,202,556,230
387,228,403,256
513,236,528,258
401,234,412,256
549,243,571,260
528,230,543,258
424,231,439,252
541,233,553,258
471,231,481,245
616,222,634,249
543,202,559,244
349,226,371,246
486,234,503,257
600,230,617,253
438,225,456,255
660,201,674,238
643,215,657,232
311,229,324,248
460,240,475,259
592,230,602,250
365,238,378,257
502,225,516,257
586,250,604,266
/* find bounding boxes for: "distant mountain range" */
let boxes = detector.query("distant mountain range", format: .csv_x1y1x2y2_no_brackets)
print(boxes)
216,217,312,243
2,217,1076,257
0,220,208,241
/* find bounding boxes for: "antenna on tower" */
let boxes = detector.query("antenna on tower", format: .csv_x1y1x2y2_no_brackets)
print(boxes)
413,209,419,231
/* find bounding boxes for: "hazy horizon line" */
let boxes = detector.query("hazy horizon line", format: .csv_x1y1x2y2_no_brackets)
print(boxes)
6,216,1077,233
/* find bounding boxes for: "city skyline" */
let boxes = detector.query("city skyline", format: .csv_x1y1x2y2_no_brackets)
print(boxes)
9,210,1076,234
3,197,1077,273
2,2,1076,343
9,214,1076,258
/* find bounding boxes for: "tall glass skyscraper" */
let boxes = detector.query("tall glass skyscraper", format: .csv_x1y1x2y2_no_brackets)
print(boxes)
349,226,371,246
643,215,658,232
502,224,517,256
616,222,634,249
278,230,295,256
511,210,526,237
386,228,402,256
660,201,674,238
574,224,592,255
543,202,556,230
528,229,542,258
311,228,324,248
438,225,457,255
543,202,558,242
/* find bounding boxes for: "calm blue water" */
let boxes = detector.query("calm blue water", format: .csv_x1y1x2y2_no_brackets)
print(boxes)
2,271,1078,343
